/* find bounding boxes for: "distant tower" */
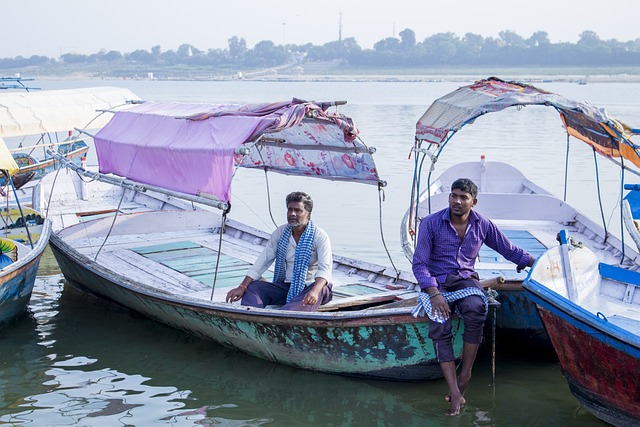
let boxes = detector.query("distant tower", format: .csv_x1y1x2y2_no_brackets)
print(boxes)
339,12,343,42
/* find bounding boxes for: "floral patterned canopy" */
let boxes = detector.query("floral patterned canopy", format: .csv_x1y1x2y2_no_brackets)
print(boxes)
94,99,381,204
415,77,640,168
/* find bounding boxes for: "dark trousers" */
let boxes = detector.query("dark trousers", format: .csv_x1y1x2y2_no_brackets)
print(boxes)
429,274,487,362
241,280,333,312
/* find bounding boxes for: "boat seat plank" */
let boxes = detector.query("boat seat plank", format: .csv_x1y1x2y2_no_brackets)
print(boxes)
599,262,640,287
162,253,249,271
129,240,256,288
608,314,640,334
317,293,400,311
69,229,214,250
132,240,202,254
479,229,547,263
128,236,413,303
103,249,208,294
191,270,254,287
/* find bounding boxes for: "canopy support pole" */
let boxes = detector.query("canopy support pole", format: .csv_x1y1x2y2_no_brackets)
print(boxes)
7,172,34,249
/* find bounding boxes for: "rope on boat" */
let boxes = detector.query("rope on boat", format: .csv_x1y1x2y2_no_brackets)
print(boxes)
7,174,34,249
262,165,278,229
377,183,400,281
563,133,570,201
592,147,609,244
620,156,626,261
44,167,63,218
246,141,278,229
93,189,126,261
210,208,229,301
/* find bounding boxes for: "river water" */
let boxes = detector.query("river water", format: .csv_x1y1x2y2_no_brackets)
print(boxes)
2,77,638,426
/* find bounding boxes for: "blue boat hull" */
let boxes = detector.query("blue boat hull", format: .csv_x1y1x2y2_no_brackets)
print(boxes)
0,248,44,326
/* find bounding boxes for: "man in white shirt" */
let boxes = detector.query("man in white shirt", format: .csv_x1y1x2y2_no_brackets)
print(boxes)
225,191,333,311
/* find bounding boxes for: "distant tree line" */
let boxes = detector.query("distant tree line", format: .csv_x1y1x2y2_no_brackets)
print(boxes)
2,29,639,70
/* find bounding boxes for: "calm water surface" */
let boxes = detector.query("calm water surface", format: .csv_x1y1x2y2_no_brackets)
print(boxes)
2,78,637,426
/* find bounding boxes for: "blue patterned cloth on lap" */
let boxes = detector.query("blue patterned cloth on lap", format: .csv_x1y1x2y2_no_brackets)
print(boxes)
411,287,488,323
274,221,316,303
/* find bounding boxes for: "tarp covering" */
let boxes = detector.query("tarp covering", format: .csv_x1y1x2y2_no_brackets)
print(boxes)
0,87,140,137
0,137,18,175
416,77,640,168
94,99,380,203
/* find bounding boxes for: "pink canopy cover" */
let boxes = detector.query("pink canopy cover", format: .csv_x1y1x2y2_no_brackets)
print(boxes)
94,100,380,203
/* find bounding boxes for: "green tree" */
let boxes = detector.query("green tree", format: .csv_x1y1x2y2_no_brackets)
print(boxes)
228,36,247,59
399,28,416,52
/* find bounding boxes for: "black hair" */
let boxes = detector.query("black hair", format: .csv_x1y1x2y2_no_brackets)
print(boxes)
451,178,478,198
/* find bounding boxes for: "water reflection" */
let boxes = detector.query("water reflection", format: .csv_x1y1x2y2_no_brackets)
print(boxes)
0,275,602,427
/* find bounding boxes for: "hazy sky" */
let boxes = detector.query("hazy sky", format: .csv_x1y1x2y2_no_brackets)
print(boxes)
5,0,639,58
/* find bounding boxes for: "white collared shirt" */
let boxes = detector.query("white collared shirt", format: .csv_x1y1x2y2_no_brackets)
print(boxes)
246,224,332,284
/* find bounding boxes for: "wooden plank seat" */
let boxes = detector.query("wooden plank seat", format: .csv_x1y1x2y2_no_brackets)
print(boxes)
93,238,417,310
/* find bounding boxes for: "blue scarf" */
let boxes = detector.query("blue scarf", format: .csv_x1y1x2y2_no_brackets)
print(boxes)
273,221,316,303
411,287,488,323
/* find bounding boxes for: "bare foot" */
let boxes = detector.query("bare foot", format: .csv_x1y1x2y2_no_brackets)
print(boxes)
445,372,471,402
446,394,466,416
457,371,471,396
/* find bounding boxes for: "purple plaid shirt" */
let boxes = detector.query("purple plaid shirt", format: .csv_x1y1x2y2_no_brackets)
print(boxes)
412,208,534,289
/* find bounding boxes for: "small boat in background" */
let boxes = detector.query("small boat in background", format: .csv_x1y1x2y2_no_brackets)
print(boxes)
524,230,640,427
0,137,51,326
0,86,140,201
0,84,139,326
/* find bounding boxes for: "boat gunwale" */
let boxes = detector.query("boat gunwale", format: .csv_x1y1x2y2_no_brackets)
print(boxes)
49,230,425,324
523,276,640,352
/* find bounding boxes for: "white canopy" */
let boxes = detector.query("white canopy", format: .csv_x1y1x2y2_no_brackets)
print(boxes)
0,86,140,138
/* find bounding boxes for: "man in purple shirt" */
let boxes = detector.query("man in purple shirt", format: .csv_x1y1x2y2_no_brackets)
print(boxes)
412,178,535,416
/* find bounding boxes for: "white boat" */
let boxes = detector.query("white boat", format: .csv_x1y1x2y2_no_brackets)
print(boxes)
0,86,140,201
524,230,640,426
37,98,479,381
401,77,640,343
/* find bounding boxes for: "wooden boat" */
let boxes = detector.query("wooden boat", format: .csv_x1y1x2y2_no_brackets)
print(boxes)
0,141,52,326
0,86,140,198
40,99,467,381
402,77,640,344
523,230,640,427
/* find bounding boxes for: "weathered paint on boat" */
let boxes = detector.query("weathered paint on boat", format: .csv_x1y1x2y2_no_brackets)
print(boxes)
0,220,51,326
532,302,640,427
49,231,463,381
488,284,547,343
0,257,40,324
524,239,640,427
3,142,88,190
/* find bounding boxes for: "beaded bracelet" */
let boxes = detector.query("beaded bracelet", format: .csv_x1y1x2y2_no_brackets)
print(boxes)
429,292,442,299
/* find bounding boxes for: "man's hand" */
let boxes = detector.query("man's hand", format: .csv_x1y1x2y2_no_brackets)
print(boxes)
303,288,321,305
303,278,328,306
225,286,246,303
430,294,451,320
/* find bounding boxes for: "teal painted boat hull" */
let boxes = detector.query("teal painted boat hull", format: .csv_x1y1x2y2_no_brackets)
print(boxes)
50,232,463,381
